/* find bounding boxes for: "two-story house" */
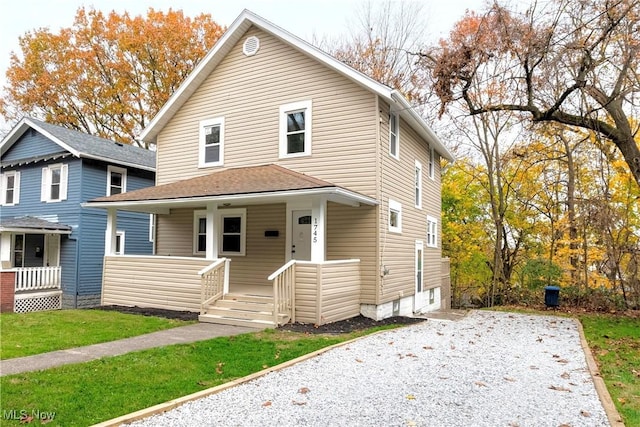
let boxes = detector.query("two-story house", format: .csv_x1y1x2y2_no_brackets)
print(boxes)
0,118,155,312
86,10,454,327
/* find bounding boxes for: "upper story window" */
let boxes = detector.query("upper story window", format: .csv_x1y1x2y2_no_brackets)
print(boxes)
415,160,423,209
0,171,20,206
199,117,225,167
389,199,402,233
41,164,68,203
107,166,127,196
429,147,435,179
427,215,438,248
389,112,399,159
280,100,312,158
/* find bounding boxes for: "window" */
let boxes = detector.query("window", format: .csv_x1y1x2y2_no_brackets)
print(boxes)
427,215,438,248
389,112,399,159
0,171,20,206
220,209,246,256
279,101,312,158
115,231,125,255
13,234,24,267
107,166,127,196
415,160,422,209
389,199,402,233
193,208,246,256
41,164,68,202
429,147,435,179
194,211,207,254
199,117,225,167
149,214,155,243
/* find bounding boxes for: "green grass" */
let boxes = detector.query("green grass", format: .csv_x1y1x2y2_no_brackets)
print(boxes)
0,328,386,426
0,310,193,359
579,313,640,426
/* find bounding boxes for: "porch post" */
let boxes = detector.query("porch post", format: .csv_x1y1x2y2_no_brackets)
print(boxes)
0,233,11,266
206,203,218,259
311,198,326,262
105,208,117,255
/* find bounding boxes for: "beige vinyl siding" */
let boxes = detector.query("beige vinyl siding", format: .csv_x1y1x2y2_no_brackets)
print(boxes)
378,98,443,305
326,202,378,304
102,255,210,312
156,208,195,256
293,260,361,325
155,26,378,197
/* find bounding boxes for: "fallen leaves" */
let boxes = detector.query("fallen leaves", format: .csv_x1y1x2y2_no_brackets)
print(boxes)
298,387,310,394
549,385,572,392
474,381,488,387
262,401,272,407
580,410,591,417
215,362,224,375
503,377,516,382
406,394,416,400
423,345,434,350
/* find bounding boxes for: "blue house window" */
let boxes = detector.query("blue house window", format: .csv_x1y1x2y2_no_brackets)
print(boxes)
1,171,20,206
107,166,127,196
41,164,68,203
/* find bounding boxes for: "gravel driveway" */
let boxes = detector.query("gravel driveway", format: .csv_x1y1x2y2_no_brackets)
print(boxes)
129,310,609,427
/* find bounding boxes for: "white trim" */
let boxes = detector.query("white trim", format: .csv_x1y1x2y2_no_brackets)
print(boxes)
41,163,68,203
427,215,438,248
107,165,127,196
415,160,422,209
389,112,399,159
1,171,20,206
428,147,435,180
388,199,402,233
199,117,225,167
193,210,207,255
148,214,155,243
219,208,246,256
115,230,125,255
279,100,312,158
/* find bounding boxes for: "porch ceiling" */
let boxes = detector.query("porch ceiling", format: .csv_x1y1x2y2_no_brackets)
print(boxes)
0,216,72,234
84,164,378,212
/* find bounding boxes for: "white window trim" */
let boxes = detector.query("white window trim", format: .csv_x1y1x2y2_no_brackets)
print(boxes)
193,208,247,256
115,231,125,255
279,100,312,159
415,160,422,209
199,117,225,168
0,171,20,206
389,112,399,160
149,214,155,243
219,208,247,256
429,147,435,180
107,165,127,196
389,199,402,233
41,163,68,203
427,215,438,248
193,210,207,255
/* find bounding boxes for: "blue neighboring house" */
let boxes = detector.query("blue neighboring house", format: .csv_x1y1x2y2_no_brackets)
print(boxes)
0,117,155,312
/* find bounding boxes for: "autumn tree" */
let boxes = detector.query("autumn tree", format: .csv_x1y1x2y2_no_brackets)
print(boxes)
430,0,640,186
1,7,225,147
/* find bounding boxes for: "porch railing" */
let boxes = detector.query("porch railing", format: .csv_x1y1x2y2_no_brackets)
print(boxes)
268,260,296,326
199,258,230,314
15,266,62,292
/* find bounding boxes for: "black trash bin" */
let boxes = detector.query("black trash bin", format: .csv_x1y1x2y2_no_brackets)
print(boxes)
544,286,560,307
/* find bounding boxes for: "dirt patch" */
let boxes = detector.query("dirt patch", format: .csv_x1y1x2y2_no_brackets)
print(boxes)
278,315,427,334
93,305,199,321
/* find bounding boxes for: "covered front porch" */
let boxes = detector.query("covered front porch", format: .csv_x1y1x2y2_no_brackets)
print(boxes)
87,165,378,327
0,217,70,313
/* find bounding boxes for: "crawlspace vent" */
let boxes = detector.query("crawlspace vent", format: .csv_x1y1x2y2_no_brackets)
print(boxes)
243,36,260,57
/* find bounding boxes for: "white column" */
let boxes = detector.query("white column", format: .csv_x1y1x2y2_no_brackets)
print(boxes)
206,203,218,259
0,233,12,268
311,198,326,262
105,208,117,255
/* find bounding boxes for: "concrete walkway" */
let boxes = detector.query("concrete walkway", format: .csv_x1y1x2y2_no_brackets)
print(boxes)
0,323,259,377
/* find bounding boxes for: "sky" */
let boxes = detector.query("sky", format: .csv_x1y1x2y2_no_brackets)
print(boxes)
0,0,486,134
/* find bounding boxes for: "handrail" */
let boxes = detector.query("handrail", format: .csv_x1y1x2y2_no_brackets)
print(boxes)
269,260,296,326
15,266,61,292
200,258,229,314
268,259,296,281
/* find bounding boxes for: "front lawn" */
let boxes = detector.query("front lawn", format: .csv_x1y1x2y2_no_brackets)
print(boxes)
0,309,193,359
0,328,393,426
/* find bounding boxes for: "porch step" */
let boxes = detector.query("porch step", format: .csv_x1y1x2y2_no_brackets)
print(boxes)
215,299,274,311
205,306,279,322
198,313,276,329
223,293,273,304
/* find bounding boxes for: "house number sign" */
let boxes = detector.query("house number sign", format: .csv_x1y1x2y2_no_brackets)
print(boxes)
313,217,318,243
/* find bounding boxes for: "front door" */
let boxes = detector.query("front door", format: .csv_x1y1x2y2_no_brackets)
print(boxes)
291,210,312,261
414,241,425,312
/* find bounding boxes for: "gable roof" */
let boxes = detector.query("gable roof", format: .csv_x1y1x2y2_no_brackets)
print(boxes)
0,117,156,171
139,9,454,162
86,164,377,209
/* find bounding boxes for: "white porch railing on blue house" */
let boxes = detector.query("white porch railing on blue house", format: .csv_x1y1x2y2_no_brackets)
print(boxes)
15,266,62,292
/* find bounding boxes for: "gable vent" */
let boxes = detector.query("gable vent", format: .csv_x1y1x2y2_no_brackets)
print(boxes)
242,36,260,57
